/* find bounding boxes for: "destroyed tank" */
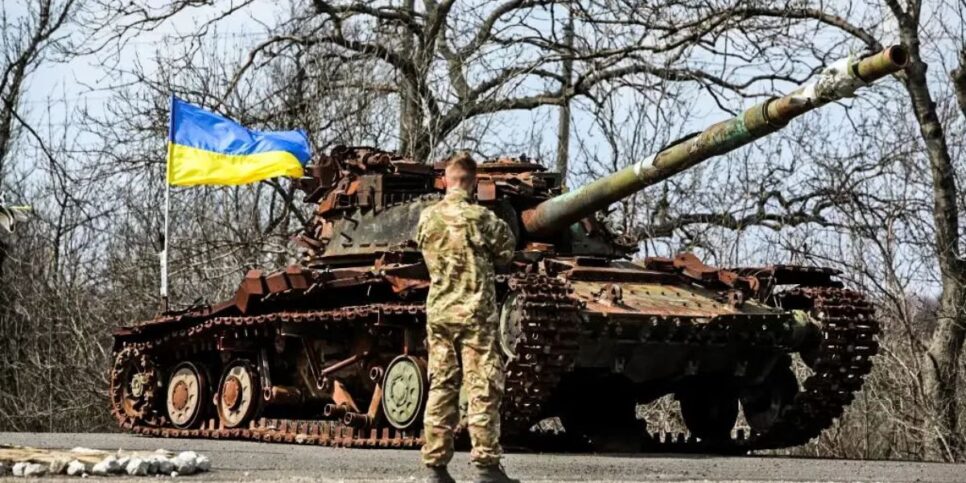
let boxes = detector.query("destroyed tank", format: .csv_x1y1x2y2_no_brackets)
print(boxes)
110,46,907,453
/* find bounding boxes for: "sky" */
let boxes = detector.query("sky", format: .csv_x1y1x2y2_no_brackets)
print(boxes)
20,2,279,114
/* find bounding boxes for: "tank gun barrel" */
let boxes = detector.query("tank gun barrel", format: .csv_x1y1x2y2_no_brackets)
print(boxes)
521,45,909,236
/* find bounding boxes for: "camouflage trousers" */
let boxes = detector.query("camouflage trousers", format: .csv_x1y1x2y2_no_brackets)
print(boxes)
421,321,505,467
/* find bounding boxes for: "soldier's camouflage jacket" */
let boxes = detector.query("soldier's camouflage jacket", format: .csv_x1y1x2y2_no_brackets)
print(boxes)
416,188,515,325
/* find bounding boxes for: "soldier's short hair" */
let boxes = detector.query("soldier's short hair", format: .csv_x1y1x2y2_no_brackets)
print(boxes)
445,152,477,176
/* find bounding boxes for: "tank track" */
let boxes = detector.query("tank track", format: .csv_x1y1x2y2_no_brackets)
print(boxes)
501,274,582,434
109,274,582,447
646,285,879,453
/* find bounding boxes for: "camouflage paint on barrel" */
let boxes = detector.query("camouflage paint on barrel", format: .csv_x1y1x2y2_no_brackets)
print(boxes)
521,45,908,236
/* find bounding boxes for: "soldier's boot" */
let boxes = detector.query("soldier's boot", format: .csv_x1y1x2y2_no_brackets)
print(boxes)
425,465,456,483
475,464,520,483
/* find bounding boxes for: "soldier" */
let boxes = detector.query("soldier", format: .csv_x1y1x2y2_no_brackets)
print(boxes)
416,153,518,483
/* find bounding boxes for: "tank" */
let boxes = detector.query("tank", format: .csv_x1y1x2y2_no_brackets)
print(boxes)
109,46,907,453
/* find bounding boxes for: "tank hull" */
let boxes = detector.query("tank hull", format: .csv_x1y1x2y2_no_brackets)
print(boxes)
109,257,877,453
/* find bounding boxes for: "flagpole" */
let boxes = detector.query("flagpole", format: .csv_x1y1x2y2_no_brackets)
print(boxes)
162,94,174,313
161,181,170,312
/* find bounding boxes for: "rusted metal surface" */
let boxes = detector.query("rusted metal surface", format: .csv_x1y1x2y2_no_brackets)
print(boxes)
322,354,365,380
573,281,773,318
170,382,189,410
222,379,241,409
520,45,908,236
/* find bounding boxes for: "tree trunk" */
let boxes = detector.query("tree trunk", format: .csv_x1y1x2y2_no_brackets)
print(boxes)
555,11,574,183
901,26,966,462
397,0,423,160
399,76,424,159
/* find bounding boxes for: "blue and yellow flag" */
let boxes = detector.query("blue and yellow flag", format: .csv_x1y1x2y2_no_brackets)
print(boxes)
167,96,311,186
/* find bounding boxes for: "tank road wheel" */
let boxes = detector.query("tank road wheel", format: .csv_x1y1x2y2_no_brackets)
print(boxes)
679,389,739,442
740,364,799,433
382,355,428,430
110,347,161,425
165,362,209,429
216,361,261,428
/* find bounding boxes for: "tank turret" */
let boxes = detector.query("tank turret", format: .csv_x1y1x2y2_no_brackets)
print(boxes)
521,45,908,236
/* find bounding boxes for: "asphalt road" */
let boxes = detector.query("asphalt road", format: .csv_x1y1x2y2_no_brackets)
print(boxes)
0,432,960,482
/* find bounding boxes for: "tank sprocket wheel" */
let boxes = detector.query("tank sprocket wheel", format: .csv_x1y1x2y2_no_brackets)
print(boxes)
165,361,209,429
382,355,428,430
216,360,262,429
744,286,879,449
110,347,161,427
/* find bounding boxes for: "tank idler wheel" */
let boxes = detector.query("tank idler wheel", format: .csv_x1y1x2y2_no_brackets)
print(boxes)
165,361,208,429
216,361,261,428
740,364,800,433
679,389,739,442
113,348,160,423
382,355,428,430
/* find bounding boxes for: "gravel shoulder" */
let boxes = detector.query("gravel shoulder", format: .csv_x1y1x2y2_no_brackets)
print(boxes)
0,432,960,482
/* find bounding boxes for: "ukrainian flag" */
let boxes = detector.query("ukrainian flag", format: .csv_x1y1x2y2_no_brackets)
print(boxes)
167,96,311,186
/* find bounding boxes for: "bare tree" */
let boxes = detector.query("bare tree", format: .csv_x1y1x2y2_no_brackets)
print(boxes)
588,0,966,461
740,1,964,462
0,1,76,170
0,0,78,274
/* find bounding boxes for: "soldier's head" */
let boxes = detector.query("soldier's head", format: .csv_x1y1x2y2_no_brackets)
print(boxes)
444,152,477,194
